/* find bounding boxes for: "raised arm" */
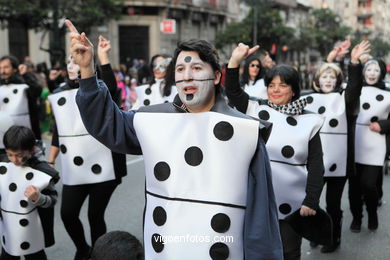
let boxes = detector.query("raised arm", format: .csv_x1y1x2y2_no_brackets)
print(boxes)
345,40,371,115
225,43,259,113
65,19,141,155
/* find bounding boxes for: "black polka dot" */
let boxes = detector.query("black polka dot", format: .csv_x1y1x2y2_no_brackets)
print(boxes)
184,146,203,166
184,56,192,63
91,164,102,174
213,121,234,141
153,206,167,226
13,89,18,94
3,97,9,103
9,183,17,192
209,242,229,260
25,172,34,180
20,242,30,250
164,100,169,103
376,94,384,101
329,119,338,127
362,103,370,110
286,117,297,126
154,162,170,181
318,106,326,114
306,96,313,104
2,236,5,245
60,144,67,154
279,203,292,215
281,146,294,158
144,99,150,106
329,164,337,172
73,156,83,166
57,97,66,106
258,110,270,120
145,88,152,95
151,233,164,253
371,116,378,122
19,219,29,227
0,166,7,174
20,200,28,208
211,213,231,233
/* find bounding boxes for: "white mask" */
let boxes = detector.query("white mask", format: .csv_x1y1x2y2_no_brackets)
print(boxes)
67,56,80,80
174,51,217,111
319,69,337,93
364,62,381,85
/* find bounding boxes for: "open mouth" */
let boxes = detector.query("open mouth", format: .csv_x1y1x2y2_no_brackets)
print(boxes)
183,86,198,94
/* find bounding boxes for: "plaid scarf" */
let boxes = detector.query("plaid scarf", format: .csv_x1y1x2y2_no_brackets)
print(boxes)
267,98,307,115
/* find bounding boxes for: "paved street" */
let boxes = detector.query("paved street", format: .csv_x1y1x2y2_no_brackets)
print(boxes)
40,137,390,260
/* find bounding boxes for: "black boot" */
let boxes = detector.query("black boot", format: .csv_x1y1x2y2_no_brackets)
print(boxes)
74,246,92,260
368,211,378,231
350,218,361,233
321,214,342,253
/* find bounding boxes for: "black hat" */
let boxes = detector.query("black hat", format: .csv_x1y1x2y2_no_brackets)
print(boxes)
285,207,333,245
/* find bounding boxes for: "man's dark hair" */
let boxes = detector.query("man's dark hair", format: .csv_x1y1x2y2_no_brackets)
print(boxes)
241,56,265,86
3,125,36,151
0,55,20,70
264,64,301,101
90,231,144,260
165,39,221,91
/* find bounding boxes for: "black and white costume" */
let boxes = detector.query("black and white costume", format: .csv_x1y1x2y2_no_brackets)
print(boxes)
0,74,42,141
244,78,267,99
132,79,177,109
301,63,363,249
76,75,283,260
225,67,324,259
48,78,126,254
0,157,58,258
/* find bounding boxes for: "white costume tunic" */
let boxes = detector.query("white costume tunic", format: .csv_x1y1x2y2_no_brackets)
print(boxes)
48,89,115,185
244,79,267,99
132,79,177,110
247,101,323,219
134,112,259,259
304,93,348,177
355,86,390,166
0,111,14,149
0,162,52,256
0,84,31,129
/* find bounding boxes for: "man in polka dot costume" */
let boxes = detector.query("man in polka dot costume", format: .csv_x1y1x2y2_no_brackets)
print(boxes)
0,126,59,259
0,55,42,145
66,20,282,260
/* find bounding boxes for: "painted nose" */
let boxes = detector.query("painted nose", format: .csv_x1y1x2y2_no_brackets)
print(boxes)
183,68,193,81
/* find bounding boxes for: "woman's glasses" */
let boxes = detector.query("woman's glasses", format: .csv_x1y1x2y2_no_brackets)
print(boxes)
250,64,260,68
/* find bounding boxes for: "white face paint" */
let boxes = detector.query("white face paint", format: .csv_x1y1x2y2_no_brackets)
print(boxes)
319,68,337,93
175,51,219,112
364,62,381,85
67,56,80,80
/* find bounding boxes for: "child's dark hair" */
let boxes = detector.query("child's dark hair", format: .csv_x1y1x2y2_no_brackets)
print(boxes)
91,231,144,260
3,126,36,151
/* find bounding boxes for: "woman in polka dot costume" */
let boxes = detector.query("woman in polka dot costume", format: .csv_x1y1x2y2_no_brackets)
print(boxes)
131,54,177,110
302,41,371,253
225,43,325,260
47,45,127,259
240,56,267,99
349,57,390,234
67,19,283,260
0,126,59,260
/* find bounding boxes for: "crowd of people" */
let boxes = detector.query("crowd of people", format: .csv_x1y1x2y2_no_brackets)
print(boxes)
0,18,389,260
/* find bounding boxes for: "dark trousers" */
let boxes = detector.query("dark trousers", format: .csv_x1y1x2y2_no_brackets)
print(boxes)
61,181,118,252
348,163,382,220
0,249,46,260
324,176,347,245
279,220,302,260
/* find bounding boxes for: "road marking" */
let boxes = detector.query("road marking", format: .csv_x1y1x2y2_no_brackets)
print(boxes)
126,157,144,166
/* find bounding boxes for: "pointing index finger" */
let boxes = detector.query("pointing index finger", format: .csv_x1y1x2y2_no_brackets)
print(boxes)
65,19,79,34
